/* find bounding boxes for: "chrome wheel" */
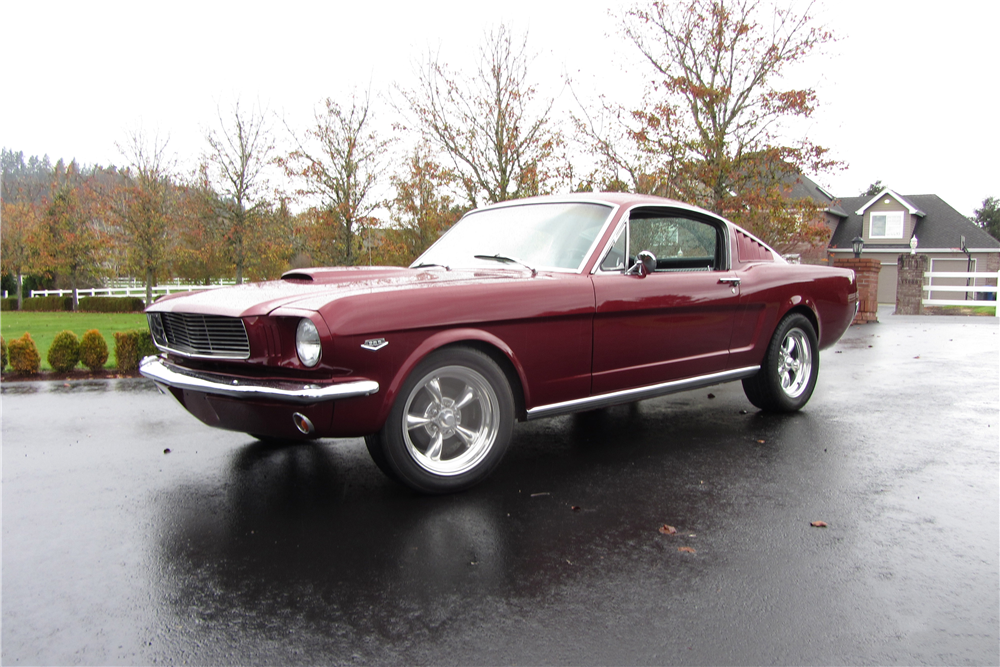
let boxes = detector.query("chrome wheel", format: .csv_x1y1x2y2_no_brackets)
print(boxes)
742,312,819,413
777,328,813,398
401,364,501,476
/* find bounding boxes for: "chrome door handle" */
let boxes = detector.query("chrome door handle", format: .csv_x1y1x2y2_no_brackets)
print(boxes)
718,277,741,285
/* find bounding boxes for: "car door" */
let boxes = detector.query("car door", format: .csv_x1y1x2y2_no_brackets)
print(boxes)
590,208,741,395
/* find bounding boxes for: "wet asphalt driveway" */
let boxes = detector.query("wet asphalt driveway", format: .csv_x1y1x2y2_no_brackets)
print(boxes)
2,309,998,665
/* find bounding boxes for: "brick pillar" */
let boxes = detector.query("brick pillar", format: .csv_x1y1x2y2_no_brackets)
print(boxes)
834,257,881,324
894,254,929,315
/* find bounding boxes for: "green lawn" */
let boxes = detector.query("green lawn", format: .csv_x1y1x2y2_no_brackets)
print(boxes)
1,311,149,370
939,305,999,316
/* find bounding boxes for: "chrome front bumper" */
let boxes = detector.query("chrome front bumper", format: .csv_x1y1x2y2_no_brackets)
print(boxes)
139,356,379,404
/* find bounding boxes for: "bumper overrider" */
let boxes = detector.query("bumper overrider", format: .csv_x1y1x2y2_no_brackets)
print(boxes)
139,355,380,404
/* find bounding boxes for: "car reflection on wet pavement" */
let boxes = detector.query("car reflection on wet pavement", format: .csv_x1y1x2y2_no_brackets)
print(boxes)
2,309,998,665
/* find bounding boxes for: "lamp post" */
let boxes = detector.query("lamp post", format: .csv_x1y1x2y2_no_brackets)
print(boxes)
852,236,865,259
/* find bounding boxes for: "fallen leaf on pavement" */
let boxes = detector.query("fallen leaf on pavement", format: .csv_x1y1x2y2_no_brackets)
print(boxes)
707,393,715,399
571,506,581,511
810,520,828,528
659,524,677,535
678,546,696,553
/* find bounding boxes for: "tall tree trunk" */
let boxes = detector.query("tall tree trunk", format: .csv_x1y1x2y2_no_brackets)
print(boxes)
146,265,154,307
16,272,23,310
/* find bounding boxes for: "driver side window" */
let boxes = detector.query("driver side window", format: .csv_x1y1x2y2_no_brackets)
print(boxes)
628,215,720,272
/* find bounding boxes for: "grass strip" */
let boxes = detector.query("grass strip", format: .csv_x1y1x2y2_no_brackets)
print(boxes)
1,312,149,370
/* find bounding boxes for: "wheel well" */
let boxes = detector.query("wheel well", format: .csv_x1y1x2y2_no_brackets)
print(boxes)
440,340,527,420
785,304,819,338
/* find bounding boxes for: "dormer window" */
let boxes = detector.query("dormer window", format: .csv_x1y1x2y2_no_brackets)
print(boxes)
870,211,904,239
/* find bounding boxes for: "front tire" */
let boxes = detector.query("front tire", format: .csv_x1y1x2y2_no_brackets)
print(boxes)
742,313,819,412
365,347,515,494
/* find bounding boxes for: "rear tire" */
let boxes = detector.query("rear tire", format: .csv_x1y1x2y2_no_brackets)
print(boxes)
742,313,819,412
365,347,514,494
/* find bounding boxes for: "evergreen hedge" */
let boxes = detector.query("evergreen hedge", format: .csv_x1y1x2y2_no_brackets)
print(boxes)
21,296,73,312
1,336,7,371
78,297,146,313
6,296,147,312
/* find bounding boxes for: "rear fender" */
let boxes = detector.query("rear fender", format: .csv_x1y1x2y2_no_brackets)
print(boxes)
780,295,821,341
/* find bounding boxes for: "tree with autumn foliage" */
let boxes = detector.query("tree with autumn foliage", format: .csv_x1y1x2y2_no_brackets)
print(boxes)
204,102,282,283
113,130,175,304
375,146,465,266
0,200,45,309
398,25,562,209
168,173,231,284
581,0,837,252
571,93,688,196
281,92,391,266
44,168,105,310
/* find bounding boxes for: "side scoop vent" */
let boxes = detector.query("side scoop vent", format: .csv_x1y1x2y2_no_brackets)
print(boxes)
282,272,314,282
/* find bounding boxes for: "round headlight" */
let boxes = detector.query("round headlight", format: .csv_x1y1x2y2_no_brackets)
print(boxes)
295,318,322,367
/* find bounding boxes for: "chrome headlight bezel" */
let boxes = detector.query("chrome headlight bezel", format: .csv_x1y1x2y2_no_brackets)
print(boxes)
295,318,322,367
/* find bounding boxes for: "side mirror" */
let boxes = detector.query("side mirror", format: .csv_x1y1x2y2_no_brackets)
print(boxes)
626,250,657,276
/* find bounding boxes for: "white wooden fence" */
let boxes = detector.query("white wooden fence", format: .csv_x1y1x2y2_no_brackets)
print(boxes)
29,283,230,300
922,270,1000,316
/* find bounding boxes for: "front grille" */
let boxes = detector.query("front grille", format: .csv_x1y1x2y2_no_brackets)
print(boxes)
149,312,250,359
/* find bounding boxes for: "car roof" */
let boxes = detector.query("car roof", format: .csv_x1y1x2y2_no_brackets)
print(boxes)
481,192,722,220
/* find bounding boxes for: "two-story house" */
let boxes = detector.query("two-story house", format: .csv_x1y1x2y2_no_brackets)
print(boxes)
783,177,1000,304
825,188,999,303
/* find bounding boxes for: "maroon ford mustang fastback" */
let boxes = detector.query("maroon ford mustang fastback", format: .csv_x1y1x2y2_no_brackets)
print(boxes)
141,193,858,493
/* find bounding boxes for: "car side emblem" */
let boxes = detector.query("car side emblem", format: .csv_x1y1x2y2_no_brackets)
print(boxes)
361,338,388,351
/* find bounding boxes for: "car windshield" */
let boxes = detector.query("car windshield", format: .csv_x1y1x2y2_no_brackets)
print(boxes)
412,202,614,272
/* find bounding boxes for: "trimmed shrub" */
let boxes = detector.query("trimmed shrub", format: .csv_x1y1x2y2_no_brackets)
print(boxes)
1,336,7,371
137,330,157,358
1,298,16,311
47,330,81,372
78,296,146,313
8,332,41,375
114,329,156,371
21,296,72,312
80,329,110,371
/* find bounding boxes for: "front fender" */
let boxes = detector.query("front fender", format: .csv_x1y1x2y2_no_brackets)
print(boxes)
376,328,531,428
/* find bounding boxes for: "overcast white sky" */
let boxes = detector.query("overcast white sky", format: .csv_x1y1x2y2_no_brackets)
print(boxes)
4,0,997,216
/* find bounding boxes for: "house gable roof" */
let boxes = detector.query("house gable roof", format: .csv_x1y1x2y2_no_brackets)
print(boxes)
785,173,848,217
854,188,925,217
830,194,1000,251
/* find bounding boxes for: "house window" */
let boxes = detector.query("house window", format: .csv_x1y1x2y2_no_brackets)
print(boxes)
870,211,904,239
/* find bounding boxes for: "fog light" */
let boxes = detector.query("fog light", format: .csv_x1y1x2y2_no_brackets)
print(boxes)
292,412,315,435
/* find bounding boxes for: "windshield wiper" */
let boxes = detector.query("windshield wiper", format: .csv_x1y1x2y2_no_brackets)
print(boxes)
473,254,537,276
411,262,451,271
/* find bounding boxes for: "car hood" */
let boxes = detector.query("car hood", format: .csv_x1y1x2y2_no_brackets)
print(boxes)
146,266,542,317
